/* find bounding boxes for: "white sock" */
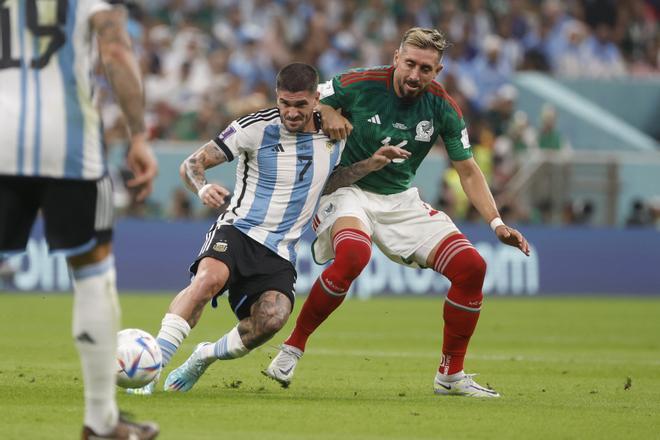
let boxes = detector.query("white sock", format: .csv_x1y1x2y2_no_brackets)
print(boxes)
156,313,191,368
71,255,120,435
436,370,465,382
200,326,249,362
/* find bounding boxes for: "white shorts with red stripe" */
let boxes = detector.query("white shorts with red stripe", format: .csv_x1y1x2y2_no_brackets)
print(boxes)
311,185,460,268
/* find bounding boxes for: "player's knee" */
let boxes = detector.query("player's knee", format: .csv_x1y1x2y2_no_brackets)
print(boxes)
334,244,371,281
253,309,289,341
251,292,291,339
260,314,288,338
348,248,372,279
449,249,487,290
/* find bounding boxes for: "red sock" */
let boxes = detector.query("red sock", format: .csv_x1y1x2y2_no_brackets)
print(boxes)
433,234,486,375
285,228,371,351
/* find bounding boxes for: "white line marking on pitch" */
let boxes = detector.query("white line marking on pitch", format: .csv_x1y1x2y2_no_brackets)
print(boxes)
301,348,660,366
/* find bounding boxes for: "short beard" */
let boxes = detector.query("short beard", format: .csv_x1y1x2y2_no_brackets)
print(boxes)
398,79,424,100
282,116,308,132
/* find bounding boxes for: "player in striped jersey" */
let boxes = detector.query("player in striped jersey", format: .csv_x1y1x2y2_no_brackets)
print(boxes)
267,28,530,397
133,63,409,394
0,1,158,438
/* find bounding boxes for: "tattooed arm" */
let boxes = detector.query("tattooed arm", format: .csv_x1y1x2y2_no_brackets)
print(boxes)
322,144,411,195
179,141,231,208
91,7,157,201
92,7,144,137
323,160,376,196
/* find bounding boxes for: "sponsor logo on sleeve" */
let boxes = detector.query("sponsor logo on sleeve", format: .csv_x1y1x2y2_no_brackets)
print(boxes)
460,128,470,149
219,125,236,141
318,80,335,98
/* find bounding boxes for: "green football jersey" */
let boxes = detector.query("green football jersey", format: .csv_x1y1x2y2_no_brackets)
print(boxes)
320,66,472,194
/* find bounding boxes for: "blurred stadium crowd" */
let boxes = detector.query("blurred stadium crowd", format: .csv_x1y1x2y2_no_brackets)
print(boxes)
101,0,659,226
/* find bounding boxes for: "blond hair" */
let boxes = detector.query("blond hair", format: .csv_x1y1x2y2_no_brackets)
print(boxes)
399,27,449,57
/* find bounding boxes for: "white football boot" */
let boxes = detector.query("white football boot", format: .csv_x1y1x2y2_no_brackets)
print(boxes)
434,372,500,398
164,342,213,392
263,344,303,387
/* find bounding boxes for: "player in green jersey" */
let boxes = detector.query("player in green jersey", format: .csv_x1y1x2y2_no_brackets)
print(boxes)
265,28,530,397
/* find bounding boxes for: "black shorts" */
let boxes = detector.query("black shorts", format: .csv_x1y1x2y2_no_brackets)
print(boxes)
190,224,296,320
0,175,113,256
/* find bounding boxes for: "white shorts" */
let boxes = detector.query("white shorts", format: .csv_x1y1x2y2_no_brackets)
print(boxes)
311,186,460,268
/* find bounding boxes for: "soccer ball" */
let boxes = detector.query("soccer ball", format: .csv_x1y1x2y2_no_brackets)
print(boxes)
116,328,162,389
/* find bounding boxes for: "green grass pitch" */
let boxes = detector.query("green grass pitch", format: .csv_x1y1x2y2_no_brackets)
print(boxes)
1,293,659,439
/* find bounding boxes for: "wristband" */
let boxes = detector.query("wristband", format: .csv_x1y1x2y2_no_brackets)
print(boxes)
197,184,213,200
489,217,505,232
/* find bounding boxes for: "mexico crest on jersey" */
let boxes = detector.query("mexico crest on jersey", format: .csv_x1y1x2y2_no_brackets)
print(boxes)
415,120,434,142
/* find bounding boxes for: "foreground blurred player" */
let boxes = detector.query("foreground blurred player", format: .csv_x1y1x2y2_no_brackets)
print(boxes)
266,28,530,397
0,1,158,438
132,63,408,394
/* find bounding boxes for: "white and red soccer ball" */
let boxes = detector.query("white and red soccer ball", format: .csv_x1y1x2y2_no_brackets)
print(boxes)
116,328,162,389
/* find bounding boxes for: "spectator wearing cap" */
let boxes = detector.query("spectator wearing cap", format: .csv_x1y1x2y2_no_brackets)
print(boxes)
470,34,514,112
555,20,591,77
539,0,573,69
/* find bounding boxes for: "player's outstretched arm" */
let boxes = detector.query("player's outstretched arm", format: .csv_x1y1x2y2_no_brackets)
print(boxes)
452,158,530,255
322,144,410,195
317,104,353,140
92,7,157,201
180,141,230,209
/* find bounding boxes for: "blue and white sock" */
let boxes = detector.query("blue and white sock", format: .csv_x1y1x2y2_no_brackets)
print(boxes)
200,326,249,362
71,255,120,435
156,313,190,368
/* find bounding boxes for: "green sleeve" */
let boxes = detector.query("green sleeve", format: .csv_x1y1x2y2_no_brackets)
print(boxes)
319,76,350,110
440,107,473,162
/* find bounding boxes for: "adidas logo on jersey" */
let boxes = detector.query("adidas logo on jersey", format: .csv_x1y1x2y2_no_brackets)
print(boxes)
271,143,284,153
367,115,381,124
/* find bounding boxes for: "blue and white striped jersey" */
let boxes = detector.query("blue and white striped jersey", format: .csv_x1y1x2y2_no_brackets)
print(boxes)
0,0,113,180
213,108,344,265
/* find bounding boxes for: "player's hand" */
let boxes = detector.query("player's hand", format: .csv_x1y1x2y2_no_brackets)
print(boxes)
367,143,411,171
495,224,530,256
319,105,353,140
198,183,230,209
126,133,158,202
